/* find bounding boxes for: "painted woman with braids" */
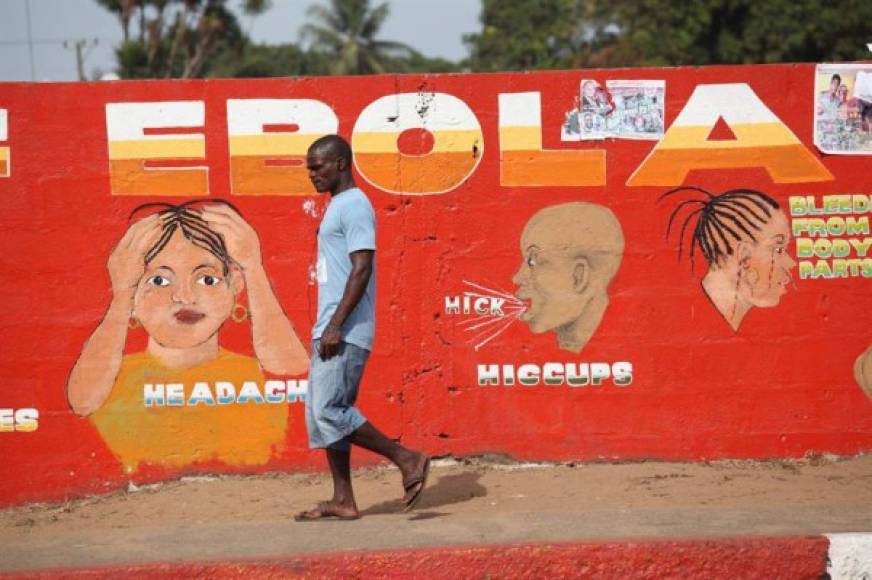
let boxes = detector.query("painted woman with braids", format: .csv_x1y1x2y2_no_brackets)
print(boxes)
66,200,308,472
663,187,796,332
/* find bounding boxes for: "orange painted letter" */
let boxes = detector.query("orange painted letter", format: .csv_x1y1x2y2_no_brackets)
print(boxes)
352,92,483,195
106,101,208,196
227,99,338,196
628,83,832,186
498,92,605,187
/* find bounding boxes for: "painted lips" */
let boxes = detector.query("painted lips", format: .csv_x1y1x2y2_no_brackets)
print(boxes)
174,309,205,324
515,295,533,320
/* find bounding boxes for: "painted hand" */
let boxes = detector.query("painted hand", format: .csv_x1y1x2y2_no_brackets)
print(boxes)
107,214,163,297
200,204,263,272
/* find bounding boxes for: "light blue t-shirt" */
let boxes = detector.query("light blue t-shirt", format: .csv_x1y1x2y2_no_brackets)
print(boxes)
313,187,376,351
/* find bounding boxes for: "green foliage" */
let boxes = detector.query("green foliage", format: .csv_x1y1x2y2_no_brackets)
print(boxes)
99,0,870,78
593,0,872,67
97,0,456,78
403,53,460,74
463,0,872,71
463,0,580,71
208,41,331,78
301,0,423,75
97,0,267,78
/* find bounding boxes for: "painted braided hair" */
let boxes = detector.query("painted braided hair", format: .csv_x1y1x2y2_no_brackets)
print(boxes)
129,199,242,275
661,187,780,270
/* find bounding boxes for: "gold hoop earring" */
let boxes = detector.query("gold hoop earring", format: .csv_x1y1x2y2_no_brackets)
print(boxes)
745,267,759,286
128,317,141,329
231,303,248,323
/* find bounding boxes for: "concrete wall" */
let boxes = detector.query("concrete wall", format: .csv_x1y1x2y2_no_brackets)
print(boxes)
0,63,870,505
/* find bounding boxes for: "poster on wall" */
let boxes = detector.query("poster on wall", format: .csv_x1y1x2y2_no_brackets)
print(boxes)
562,79,665,141
814,63,872,154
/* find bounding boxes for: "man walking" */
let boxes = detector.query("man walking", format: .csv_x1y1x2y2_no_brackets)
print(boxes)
296,135,430,521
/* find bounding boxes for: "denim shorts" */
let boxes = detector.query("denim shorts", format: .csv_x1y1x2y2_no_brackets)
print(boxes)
305,340,370,451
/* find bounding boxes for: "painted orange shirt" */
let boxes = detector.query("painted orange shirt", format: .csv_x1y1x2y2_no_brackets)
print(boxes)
90,349,288,473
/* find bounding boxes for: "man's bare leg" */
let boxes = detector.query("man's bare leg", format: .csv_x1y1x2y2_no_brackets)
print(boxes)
295,447,359,520
325,447,359,515
349,421,429,503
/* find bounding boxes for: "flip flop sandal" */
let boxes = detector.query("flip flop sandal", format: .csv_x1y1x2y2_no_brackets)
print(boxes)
402,456,431,512
294,501,360,522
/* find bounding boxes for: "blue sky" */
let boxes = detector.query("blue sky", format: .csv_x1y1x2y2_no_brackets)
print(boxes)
0,0,481,81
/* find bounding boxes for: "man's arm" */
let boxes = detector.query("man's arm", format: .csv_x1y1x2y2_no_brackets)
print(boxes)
318,249,374,360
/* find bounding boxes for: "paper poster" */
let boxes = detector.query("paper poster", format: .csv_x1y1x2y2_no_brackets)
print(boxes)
562,79,665,141
814,64,872,155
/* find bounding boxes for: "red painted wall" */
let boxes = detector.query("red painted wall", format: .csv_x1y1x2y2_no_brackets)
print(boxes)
0,63,870,506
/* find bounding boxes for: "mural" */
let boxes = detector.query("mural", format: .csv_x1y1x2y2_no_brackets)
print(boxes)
0,109,8,177
0,408,38,432
499,92,606,186
0,64,870,507
814,64,872,154
227,99,338,196
628,83,833,186
106,102,209,196
352,91,484,195
65,200,308,472
790,194,871,280
856,346,872,401
662,187,794,332
513,202,624,352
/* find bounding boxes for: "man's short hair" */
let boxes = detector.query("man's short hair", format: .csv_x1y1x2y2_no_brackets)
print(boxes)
309,134,352,164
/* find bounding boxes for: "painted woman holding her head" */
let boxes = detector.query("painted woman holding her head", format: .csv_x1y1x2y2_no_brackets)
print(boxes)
66,200,308,472
663,187,796,332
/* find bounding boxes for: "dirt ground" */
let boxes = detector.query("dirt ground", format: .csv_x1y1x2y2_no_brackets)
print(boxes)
2,454,872,572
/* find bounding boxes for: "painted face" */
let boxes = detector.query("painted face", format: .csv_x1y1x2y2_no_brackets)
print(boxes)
582,81,596,99
133,230,239,349
306,149,342,193
740,210,795,308
513,237,582,334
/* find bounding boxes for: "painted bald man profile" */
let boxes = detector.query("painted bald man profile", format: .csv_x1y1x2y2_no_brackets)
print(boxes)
513,202,624,353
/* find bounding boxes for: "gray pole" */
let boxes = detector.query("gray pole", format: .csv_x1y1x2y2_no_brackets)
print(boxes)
24,0,36,81
63,38,99,81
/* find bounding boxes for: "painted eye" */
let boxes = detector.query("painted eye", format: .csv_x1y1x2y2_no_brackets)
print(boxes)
197,275,221,286
147,275,171,287
526,256,536,267
775,246,786,255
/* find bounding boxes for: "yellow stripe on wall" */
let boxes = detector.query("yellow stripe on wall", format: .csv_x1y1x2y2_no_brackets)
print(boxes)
658,122,801,150
109,139,205,160
498,126,543,151
229,134,323,156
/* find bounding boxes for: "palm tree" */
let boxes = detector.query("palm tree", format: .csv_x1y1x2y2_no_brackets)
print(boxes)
301,0,419,75
94,0,137,41
95,0,270,78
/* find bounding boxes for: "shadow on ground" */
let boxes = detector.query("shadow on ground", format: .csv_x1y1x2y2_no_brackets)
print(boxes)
360,472,487,517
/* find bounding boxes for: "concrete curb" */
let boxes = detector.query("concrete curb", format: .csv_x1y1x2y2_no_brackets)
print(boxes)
4,534,870,579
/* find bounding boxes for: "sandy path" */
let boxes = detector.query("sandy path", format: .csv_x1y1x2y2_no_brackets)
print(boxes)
2,454,871,572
